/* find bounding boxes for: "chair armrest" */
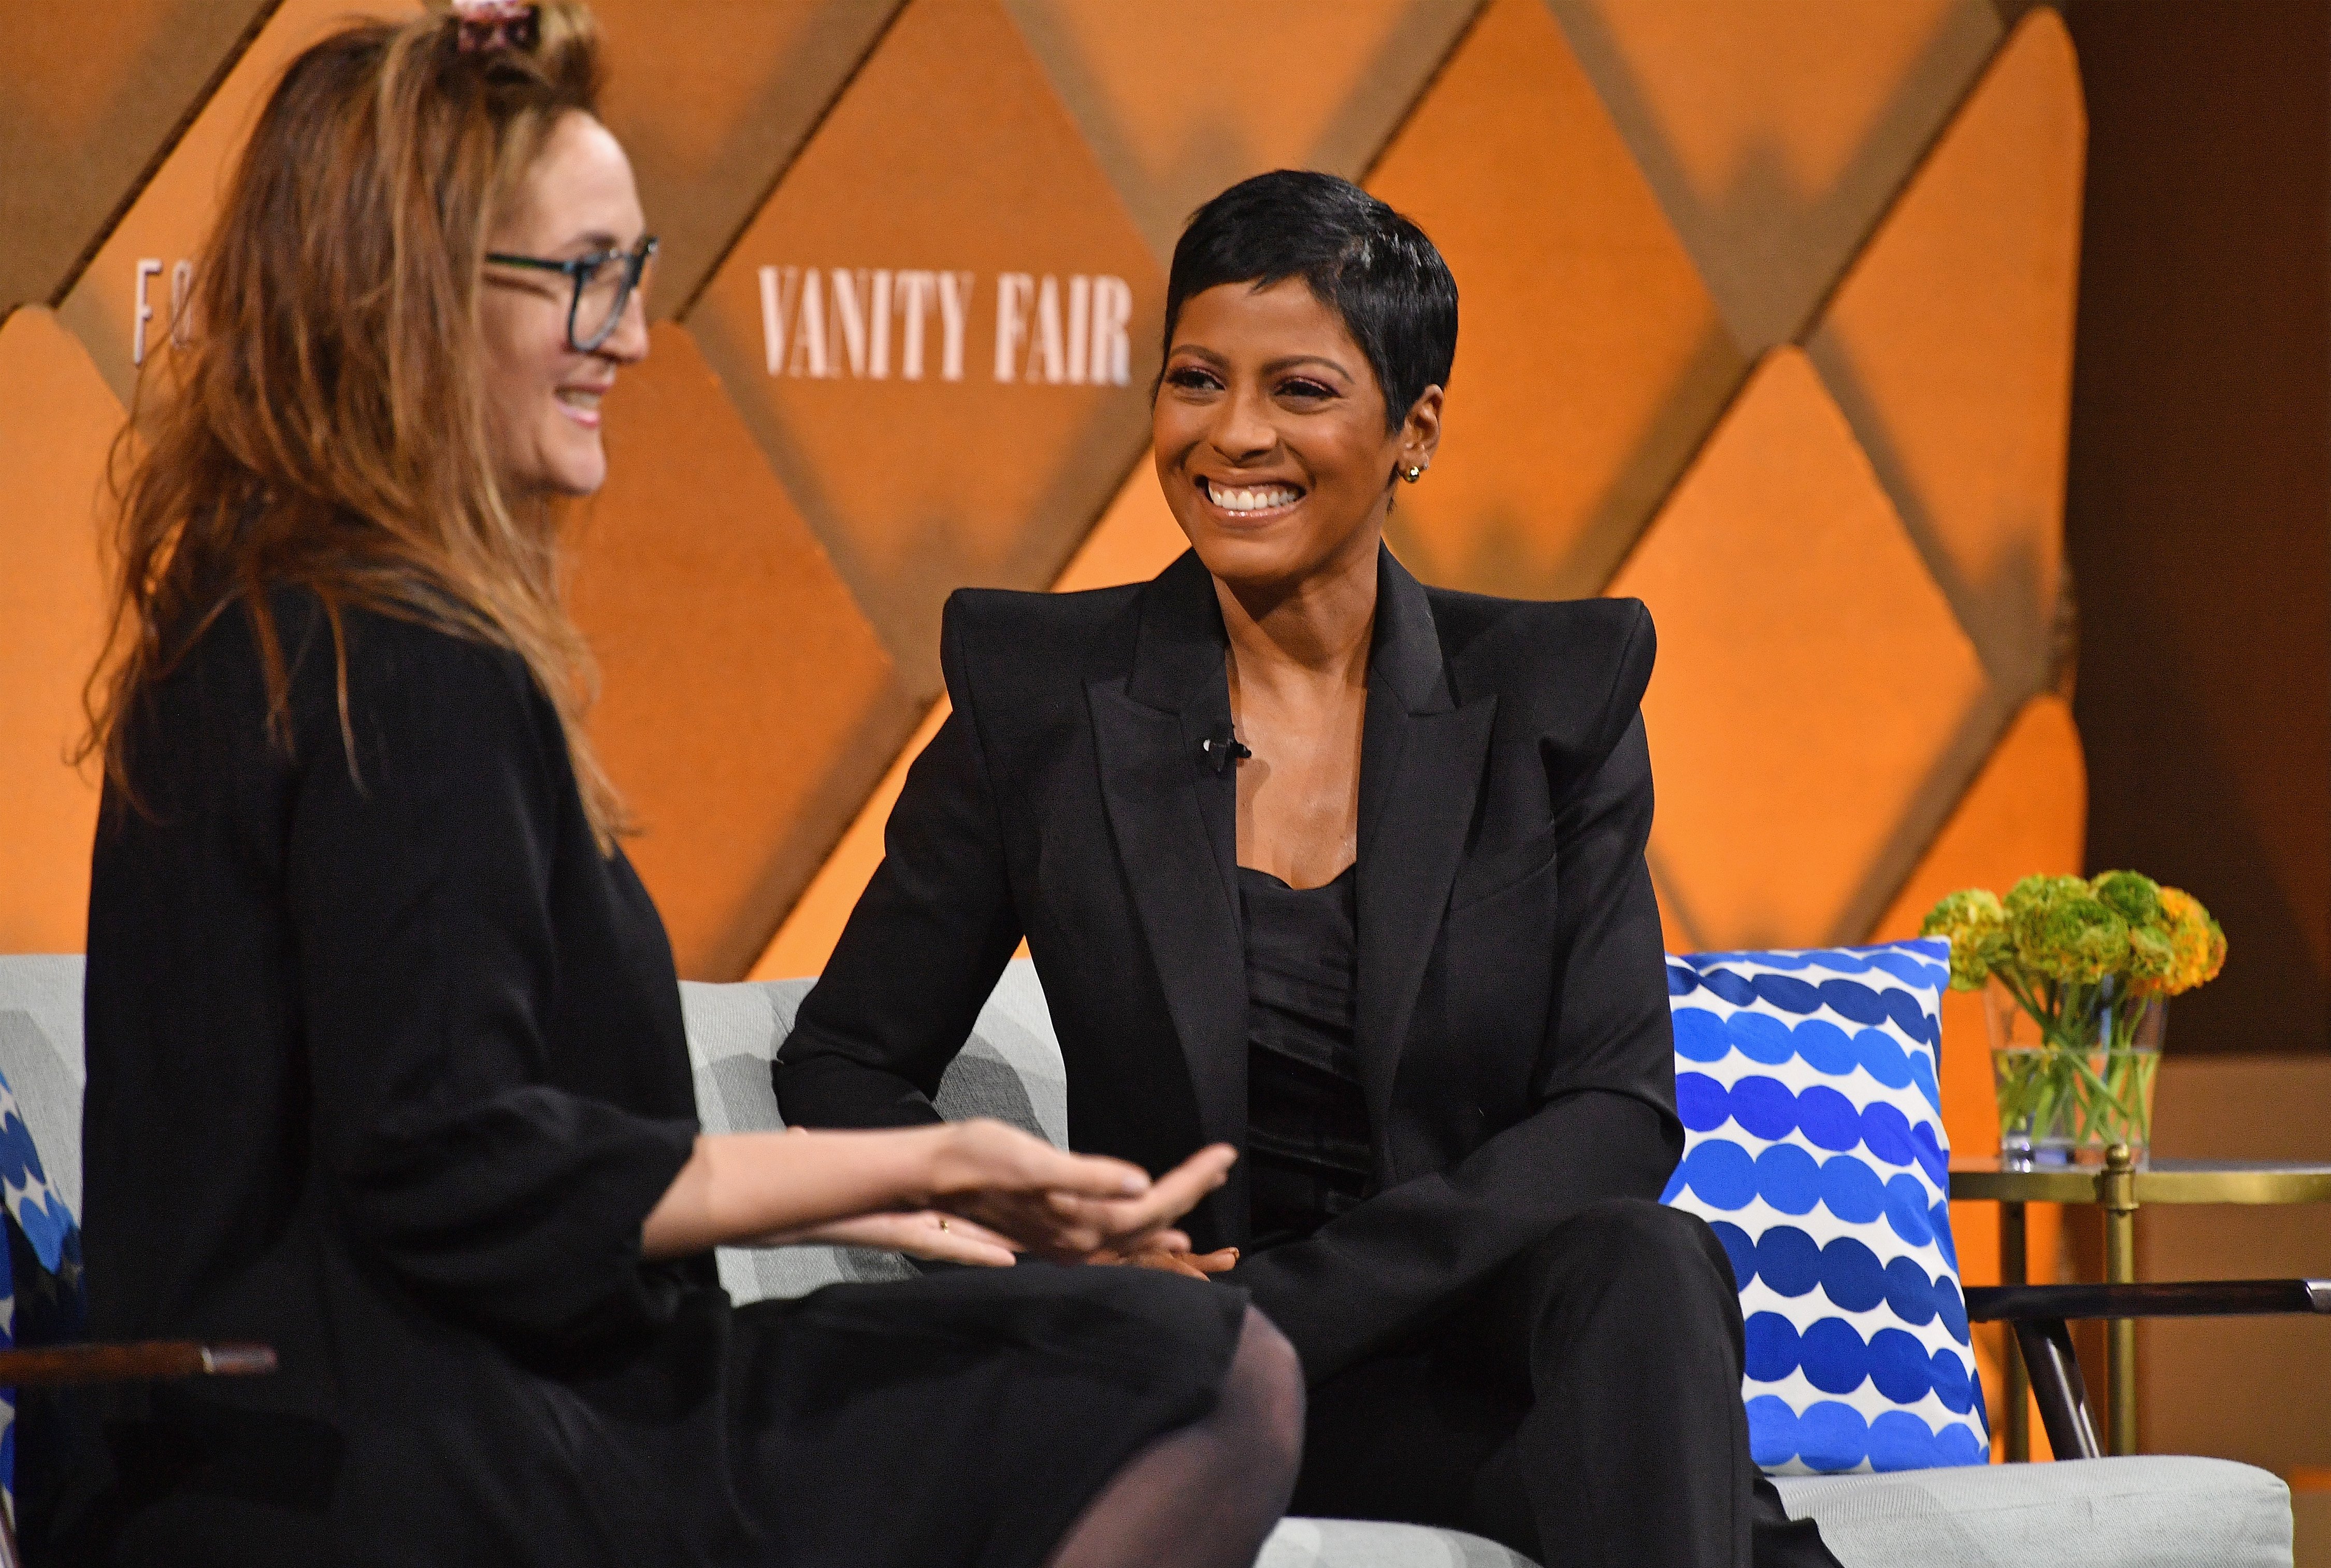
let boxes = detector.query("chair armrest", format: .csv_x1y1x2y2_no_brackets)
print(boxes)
1968,1280,2327,1461
1967,1279,2331,1321
0,1341,278,1388
0,1343,275,1568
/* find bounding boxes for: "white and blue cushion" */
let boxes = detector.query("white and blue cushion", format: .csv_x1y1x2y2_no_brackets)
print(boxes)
0,1063,85,1520
1659,938,1988,1474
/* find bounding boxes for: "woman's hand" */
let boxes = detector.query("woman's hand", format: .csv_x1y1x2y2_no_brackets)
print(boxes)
752,1210,1022,1268
1097,1243,1241,1280
923,1121,1239,1263
642,1120,1235,1264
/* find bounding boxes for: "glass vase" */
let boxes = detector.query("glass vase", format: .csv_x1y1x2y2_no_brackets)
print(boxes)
1984,976,2164,1166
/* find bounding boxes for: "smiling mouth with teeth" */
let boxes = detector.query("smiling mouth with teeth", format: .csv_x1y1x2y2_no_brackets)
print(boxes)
1199,476,1303,514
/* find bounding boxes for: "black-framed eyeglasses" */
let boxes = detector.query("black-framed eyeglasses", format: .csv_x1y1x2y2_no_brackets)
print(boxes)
484,234,658,352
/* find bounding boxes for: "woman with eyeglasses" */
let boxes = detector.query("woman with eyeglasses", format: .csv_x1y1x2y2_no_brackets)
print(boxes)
47,6,1299,1564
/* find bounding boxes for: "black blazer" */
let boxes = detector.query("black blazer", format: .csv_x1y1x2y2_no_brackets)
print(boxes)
777,546,1681,1378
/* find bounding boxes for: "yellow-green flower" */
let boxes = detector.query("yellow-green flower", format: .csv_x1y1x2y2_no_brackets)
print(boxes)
2091,869,2164,929
2124,924,2175,987
2004,873,2089,926
2005,874,2130,984
1921,887,2007,991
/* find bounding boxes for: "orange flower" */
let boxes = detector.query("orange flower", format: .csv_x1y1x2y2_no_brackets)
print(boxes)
2153,886,2227,997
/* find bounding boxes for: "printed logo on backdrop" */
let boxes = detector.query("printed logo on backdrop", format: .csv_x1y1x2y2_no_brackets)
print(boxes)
756,267,1134,386
132,258,198,364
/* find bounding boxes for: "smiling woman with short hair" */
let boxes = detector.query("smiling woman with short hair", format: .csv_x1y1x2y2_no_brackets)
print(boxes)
781,169,1844,1568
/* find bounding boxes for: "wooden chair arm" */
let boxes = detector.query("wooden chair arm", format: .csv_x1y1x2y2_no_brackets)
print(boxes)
1964,1281,2328,1462
0,1340,277,1388
1967,1278,2331,1321
0,1342,276,1568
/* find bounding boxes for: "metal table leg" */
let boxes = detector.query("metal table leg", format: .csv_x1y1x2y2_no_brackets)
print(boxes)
2002,1198,2029,1462
2103,1143,2138,1455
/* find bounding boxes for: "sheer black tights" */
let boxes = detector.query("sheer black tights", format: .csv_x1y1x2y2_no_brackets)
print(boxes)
1046,1305,1304,1568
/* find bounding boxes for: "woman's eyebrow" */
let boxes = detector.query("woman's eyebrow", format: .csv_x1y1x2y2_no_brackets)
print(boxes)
1164,347,1352,380
1261,355,1351,379
555,228,624,254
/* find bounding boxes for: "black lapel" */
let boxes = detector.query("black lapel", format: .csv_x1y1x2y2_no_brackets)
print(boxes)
1354,549,1497,1162
1087,553,1249,1171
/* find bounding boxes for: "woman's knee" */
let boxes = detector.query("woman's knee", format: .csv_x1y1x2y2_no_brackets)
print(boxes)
1223,1306,1306,1476
1547,1198,1738,1298
1520,1201,1745,1374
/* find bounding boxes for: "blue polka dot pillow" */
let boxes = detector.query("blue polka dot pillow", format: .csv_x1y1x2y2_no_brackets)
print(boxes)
1659,938,1987,1474
0,1065,85,1522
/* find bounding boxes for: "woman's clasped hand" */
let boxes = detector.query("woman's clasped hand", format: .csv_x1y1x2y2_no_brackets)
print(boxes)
917,1122,1239,1263
642,1118,1238,1269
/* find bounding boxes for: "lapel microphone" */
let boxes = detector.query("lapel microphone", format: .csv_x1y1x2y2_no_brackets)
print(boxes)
1200,728,1252,776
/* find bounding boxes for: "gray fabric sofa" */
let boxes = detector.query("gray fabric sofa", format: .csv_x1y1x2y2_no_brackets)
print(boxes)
0,954,2295,1566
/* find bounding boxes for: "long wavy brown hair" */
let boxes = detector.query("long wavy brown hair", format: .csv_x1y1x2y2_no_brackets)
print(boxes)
84,1,626,844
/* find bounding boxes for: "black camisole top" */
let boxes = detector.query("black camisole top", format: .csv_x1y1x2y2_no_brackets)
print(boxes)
1238,863,1373,1251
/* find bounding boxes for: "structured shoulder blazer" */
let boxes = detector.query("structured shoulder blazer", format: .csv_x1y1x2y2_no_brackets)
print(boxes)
778,545,1682,1378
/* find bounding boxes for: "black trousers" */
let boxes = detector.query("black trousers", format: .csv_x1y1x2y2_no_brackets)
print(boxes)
1288,1198,1840,1568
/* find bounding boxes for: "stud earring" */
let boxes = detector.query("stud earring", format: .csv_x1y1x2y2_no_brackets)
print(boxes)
1401,464,1425,483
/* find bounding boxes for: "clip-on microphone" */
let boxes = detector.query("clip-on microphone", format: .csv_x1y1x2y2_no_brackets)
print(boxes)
1200,728,1253,777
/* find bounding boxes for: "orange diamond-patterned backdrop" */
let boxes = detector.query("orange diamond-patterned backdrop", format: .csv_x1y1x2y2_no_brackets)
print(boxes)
3,0,2090,1455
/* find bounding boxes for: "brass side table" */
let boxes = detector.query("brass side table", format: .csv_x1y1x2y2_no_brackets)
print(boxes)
1949,1152,2331,1459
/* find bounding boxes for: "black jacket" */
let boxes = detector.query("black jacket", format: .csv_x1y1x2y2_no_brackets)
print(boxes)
776,546,1682,1379
62,595,1250,1566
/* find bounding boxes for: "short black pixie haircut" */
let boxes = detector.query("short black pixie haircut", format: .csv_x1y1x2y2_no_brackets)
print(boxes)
1162,169,1458,433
